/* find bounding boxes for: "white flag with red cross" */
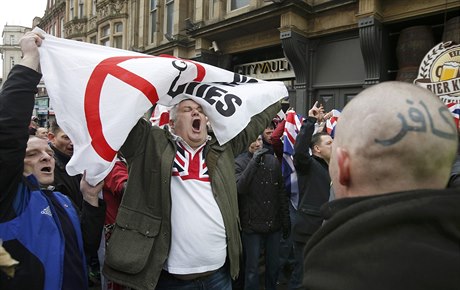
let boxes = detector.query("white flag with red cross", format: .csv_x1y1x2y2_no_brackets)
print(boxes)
34,28,288,185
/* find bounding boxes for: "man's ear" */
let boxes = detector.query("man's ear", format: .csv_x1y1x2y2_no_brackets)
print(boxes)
169,119,175,130
313,144,320,154
336,147,351,186
47,132,55,142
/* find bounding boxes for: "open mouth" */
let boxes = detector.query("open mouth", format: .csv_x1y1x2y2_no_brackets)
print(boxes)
192,119,201,131
41,166,52,173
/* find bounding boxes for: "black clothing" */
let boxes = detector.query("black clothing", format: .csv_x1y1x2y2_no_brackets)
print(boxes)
449,152,460,188
0,66,38,222
50,144,83,209
293,117,330,242
303,188,460,290
235,151,290,236
46,189,86,290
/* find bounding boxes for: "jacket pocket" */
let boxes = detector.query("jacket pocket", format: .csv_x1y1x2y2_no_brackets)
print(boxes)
298,204,321,217
105,206,161,274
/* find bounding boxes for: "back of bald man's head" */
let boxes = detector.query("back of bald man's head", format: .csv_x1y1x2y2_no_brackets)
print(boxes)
332,81,458,197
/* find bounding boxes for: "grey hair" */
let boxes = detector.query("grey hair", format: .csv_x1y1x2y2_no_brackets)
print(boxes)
169,103,179,122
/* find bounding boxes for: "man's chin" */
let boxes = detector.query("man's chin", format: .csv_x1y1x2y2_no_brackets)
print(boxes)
37,177,54,187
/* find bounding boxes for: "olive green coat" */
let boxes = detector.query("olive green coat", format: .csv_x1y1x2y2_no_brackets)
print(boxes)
103,102,281,290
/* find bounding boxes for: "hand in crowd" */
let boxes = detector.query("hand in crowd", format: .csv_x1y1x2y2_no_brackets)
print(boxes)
253,147,269,164
308,101,325,120
19,31,44,72
322,110,333,121
80,171,104,207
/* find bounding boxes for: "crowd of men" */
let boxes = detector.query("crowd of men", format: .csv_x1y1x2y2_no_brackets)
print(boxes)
0,31,459,290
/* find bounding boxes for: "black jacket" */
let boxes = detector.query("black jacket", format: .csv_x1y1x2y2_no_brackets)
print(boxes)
303,188,460,290
235,150,290,235
449,154,460,188
293,117,330,242
50,144,83,209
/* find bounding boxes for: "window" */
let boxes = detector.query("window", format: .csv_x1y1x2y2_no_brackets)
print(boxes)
230,0,249,10
92,0,97,16
113,36,123,49
209,0,216,19
101,38,110,46
9,35,14,45
166,0,174,36
100,25,110,46
10,57,15,69
114,22,123,33
90,36,97,44
101,25,110,37
70,0,74,19
149,0,157,42
78,0,84,18
113,22,123,49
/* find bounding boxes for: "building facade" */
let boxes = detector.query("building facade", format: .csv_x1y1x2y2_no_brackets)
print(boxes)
0,24,50,126
23,0,460,116
0,25,32,83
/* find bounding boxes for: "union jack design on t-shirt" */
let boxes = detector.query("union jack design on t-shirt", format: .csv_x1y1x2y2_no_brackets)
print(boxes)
172,143,210,182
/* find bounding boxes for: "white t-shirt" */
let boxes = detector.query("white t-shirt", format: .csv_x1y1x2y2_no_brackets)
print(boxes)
164,140,227,274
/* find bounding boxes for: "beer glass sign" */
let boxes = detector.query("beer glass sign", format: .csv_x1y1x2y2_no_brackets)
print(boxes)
439,61,460,81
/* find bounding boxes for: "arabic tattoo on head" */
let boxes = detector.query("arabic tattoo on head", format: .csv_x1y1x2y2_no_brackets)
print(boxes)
375,99,457,146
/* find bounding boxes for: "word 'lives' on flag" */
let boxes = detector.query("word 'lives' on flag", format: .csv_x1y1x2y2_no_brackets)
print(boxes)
33,28,288,185
282,110,304,209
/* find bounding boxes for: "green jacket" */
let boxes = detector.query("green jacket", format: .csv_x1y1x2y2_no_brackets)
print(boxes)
103,101,281,290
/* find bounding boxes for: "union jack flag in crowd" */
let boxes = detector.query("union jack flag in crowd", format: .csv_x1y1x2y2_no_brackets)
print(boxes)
326,109,341,138
282,110,304,209
447,102,460,128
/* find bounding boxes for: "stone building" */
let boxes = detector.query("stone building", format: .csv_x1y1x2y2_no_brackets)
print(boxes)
0,23,49,124
34,0,460,115
0,25,32,83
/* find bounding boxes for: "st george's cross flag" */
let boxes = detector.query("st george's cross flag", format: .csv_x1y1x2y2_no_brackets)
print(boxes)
150,104,171,128
33,28,288,185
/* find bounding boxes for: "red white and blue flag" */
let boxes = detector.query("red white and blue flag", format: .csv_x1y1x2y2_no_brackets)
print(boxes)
326,109,341,138
447,102,460,128
282,110,304,209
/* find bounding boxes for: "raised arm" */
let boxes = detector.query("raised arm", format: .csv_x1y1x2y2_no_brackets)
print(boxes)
293,102,324,172
0,32,43,217
272,119,286,163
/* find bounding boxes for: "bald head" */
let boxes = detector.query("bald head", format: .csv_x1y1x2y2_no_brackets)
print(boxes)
331,81,458,198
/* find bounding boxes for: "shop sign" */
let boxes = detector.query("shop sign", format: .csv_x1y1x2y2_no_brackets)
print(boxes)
414,41,460,103
234,58,295,80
